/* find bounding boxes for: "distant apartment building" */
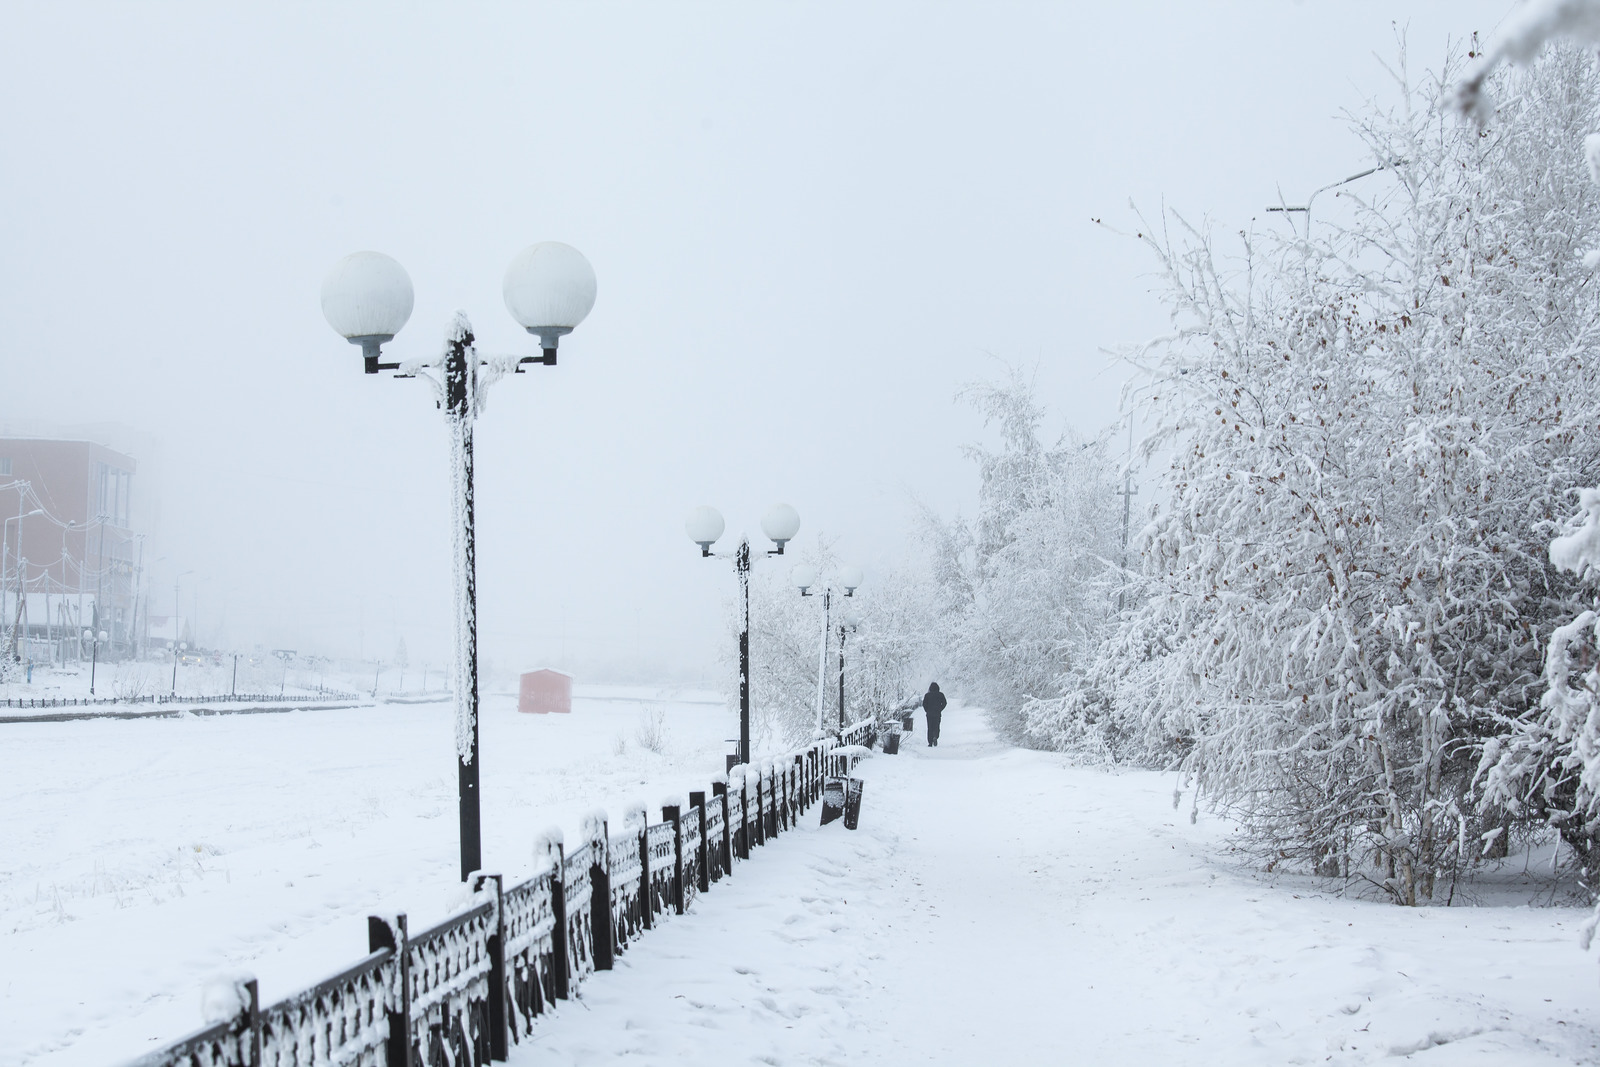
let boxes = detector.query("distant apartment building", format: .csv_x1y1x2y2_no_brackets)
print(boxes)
0,437,142,657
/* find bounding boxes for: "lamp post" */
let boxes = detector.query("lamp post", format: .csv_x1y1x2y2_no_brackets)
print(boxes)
171,640,187,695
686,503,801,769
791,563,863,732
321,242,597,882
87,628,108,695
837,602,862,729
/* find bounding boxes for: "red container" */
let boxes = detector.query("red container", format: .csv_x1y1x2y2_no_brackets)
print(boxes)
518,668,573,714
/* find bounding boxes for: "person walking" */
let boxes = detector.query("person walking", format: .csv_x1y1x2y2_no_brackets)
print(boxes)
922,682,947,747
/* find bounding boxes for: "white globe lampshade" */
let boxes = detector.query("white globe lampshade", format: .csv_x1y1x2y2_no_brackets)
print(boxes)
839,564,865,592
842,607,864,629
321,251,415,340
503,242,597,333
790,563,818,591
97,630,108,642
761,503,801,546
82,629,92,641
685,506,725,549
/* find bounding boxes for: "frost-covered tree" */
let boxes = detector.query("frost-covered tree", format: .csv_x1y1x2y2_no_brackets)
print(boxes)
1105,46,1600,902
922,369,1122,744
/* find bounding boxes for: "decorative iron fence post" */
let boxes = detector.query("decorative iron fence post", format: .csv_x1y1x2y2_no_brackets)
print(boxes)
689,791,710,893
587,816,615,971
753,770,765,847
765,765,779,839
368,914,412,1067
662,804,685,914
637,818,653,930
471,873,508,1060
244,976,262,1067
543,836,571,1001
712,780,731,874
732,770,749,861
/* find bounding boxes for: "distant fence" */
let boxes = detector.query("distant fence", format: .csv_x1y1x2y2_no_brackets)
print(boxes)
1,690,366,710
128,719,879,1067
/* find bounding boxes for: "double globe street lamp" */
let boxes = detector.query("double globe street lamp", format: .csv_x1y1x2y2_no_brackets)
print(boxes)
790,564,864,732
686,503,801,769
321,242,597,882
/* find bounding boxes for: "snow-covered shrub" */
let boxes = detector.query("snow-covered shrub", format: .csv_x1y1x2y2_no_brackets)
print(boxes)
634,707,669,755
1103,45,1600,902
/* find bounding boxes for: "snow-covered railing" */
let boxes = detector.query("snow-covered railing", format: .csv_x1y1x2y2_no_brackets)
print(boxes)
126,733,854,1067
0,691,365,711
840,717,876,750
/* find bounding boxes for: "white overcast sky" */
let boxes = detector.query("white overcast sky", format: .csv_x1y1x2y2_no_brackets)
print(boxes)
0,1,1517,680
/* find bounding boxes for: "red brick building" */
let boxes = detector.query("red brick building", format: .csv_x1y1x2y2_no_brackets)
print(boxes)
0,438,141,657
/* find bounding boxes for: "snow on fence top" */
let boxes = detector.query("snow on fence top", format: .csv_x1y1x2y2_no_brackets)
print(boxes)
123,724,876,1067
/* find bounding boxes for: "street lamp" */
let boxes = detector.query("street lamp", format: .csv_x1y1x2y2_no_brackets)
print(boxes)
87,629,108,695
792,563,864,732
171,640,187,696
686,503,801,769
322,242,597,882
837,602,863,730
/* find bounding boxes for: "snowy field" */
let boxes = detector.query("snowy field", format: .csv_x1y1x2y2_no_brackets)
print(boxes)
6,699,1600,1066
0,685,726,1067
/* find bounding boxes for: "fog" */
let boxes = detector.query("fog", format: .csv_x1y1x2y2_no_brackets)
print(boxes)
0,1,1512,680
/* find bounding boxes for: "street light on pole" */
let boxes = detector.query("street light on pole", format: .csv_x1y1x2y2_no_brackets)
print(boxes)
792,563,863,732
87,628,108,695
837,594,863,729
687,503,801,770
321,242,598,883
171,640,187,695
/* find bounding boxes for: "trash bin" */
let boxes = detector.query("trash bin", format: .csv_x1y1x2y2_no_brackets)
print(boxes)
843,777,865,830
900,712,914,732
883,723,901,755
820,776,847,826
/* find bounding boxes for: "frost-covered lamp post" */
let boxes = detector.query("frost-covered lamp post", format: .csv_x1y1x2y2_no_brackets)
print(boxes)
170,640,186,696
791,564,863,731
686,503,801,769
837,603,863,729
86,628,108,695
321,243,596,883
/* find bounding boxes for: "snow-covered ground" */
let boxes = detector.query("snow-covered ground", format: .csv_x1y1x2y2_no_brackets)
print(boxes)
6,698,1598,1066
0,685,726,1067
530,712,1600,1065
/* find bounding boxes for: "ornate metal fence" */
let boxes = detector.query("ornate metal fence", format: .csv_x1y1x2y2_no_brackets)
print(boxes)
126,731,861,1067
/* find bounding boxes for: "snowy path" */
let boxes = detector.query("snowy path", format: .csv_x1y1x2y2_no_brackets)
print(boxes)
523,712,1600,1065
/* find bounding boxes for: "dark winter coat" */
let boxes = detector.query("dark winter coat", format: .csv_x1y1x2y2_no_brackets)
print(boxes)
922,687,947,716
